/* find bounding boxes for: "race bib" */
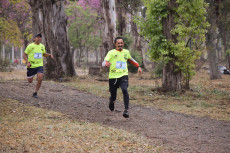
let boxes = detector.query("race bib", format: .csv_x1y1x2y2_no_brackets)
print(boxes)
34,53,42,59
116,61,126,69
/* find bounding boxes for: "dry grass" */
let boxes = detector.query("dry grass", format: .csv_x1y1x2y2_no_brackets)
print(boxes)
68,69,230,121
0,97,165,152
0,67,229,122
0,67,229,152
0,69,26,81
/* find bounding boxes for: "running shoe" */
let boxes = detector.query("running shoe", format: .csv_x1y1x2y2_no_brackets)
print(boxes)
109,101,114,111
123,109,129,118
33,92,38,98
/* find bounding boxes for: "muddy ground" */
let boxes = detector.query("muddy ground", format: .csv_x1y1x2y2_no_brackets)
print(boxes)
0,80,229,153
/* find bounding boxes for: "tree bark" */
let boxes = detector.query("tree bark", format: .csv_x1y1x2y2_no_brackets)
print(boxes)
206,0,222,80
115,0,127,36
218,2,229,68
162,60,182,92
29,0,76,79
161,0,182,92
100,0,117,56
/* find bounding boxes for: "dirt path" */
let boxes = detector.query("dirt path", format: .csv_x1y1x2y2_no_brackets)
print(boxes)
0,81,230,153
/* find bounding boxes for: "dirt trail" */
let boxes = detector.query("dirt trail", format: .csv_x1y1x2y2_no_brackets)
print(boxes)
0,81,230,153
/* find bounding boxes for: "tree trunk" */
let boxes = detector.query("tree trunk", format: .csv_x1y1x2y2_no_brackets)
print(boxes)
162,0,182,92
162,61,182,92
206,0,222,80
115,0,127,36
218,5,229,68
95,48,99,65
86,47,89,66
130,13,149,70
101,0,117,56
78,48,82,67
29,0,76,79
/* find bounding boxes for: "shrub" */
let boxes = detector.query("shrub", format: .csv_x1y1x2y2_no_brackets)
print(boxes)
0,58,10,72
154,61,164,78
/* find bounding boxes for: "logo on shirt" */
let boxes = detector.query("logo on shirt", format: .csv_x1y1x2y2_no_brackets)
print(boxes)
124,54,127,60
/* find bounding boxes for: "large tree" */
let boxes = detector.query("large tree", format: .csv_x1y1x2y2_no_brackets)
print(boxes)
115,0,127,36
216,0,230,68
137,0,209,92
100,0,117,55
29,0,76,79
206,0,222,79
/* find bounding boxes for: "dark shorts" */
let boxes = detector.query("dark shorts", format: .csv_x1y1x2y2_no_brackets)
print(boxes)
109,75,129,90
27,66,44,78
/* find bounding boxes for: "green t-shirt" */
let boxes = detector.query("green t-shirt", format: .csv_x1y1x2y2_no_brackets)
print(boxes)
24,43,46,68
104,49,132,79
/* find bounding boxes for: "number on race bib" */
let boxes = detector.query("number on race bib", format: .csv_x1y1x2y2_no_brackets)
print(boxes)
34,53,42,59
116,61,126,69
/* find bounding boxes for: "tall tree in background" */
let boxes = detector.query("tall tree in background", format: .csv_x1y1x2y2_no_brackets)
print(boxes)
29,0,76,79
100,0,117,55
66,1,101,67
218,0,230,68
121,0,150,70
122,0,143,51
138,0,209,92
115,0,127,36
206,0,222,79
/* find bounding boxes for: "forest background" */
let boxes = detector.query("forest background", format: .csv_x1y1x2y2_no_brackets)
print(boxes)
1,0,230,92
1,0,230,152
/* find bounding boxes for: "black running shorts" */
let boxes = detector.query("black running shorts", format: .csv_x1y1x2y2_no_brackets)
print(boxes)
27,66,44,78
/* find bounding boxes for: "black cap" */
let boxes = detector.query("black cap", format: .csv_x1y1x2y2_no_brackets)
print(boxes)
34,33,42,38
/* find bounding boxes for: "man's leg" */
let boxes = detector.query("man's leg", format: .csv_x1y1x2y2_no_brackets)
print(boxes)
32,67,44,98
27,77,33,83
120,76,129,118
109,79,118,111
35,73,43,93
27,68,34,83
120,76,129,110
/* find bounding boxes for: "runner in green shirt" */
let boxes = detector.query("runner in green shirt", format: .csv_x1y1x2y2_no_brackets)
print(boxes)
23,33,53,98
102,36,142,118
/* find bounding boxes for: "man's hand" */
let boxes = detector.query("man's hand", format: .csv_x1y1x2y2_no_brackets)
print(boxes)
138,67,142,77
50,54,54,59
105,61,111,67
27,62,31,68
43,53,54,59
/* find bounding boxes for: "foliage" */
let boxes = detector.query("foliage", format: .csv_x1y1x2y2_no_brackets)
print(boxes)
136,0,209,81
122,33,133,49
66,2,101,50
121,0,143,14
154,60,164,78
78,0,100,10
225,49,230,57
0,17,22,47
0,0,32,47
0,58,10,72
